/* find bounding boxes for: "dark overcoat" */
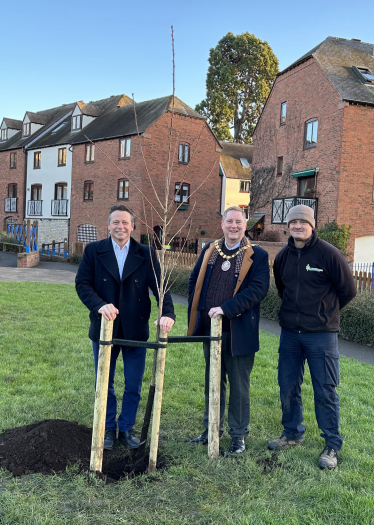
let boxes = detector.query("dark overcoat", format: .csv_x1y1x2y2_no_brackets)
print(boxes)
188,240,269,356
75,237,175,343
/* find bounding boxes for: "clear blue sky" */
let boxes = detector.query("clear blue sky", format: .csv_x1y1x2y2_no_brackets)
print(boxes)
1,0,373,121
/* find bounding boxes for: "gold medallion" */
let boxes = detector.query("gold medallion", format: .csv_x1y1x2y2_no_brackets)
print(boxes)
221,260,231,271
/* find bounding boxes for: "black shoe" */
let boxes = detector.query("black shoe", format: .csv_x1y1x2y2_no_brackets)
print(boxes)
229,437,245,455
118,430,140,449
189,430,223,446
103,428,116,450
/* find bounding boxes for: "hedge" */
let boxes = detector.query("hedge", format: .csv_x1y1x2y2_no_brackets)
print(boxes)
169,272,374,347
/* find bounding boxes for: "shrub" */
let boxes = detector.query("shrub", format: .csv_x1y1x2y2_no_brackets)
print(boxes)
317,220,351,255
340,291,374,346
0,232,20,245
260,277,281,320
261,277,374,347
168,267,191,296
67,253,82,265
260,230,280,242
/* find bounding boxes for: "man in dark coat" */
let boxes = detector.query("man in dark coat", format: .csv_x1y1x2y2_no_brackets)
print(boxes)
188,206,270,455
268,205,356,469
76,205,175,450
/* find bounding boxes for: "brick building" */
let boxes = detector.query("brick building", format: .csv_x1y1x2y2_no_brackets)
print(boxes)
67,95,221,252
1,95,222,251
0,103,76,236
252,37,374,262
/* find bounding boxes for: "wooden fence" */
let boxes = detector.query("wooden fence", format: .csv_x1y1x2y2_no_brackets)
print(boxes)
156,250,198,268
352,270,374,293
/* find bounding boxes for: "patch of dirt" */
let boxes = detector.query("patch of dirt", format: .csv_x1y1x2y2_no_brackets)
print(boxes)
256,453,285,474
0,419,165,482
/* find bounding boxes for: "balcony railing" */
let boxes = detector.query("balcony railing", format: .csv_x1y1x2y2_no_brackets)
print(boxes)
5,197,17,213
51,199,68,216
28,200,42,216
272,197,318,225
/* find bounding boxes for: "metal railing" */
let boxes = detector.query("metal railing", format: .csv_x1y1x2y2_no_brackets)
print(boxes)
51,199,68,216
28,200,42,216
5,197,17,213
272,197,318,224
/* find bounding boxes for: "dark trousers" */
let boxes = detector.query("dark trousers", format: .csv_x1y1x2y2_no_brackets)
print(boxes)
202,329,255,438
92,342,146,433
278,329,342,450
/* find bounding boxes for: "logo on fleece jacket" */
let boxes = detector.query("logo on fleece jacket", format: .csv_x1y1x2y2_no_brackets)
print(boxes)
306,264,323,272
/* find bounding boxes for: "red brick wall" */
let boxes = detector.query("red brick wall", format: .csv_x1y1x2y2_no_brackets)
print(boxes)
17,250,39,268
252,58,344,243
0,148,26,229
69,113,221,250
338,103,374,255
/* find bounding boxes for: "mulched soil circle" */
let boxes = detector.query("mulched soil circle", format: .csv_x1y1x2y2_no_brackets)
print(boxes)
0,419,165,482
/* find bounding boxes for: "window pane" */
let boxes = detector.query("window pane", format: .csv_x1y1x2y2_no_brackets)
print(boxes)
312,120,318,143
91,145,94,161
125,139,130,157
281,102,287,122
175,184,181,201
306,123,312,144
120,140,125,157
178,144,183,162
184,145,189,163
119,180,123,198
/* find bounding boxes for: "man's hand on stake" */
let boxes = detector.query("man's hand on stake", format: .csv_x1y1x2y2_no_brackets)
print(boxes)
209,307,224,318
154,316,175,334
98,304,119,321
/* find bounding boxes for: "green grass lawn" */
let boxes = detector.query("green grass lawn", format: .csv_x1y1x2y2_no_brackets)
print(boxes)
0,282,374,525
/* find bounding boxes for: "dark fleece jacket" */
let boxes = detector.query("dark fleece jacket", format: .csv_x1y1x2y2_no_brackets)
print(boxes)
273,232,356,333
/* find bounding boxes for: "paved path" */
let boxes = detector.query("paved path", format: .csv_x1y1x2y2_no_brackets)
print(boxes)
1,253,373,365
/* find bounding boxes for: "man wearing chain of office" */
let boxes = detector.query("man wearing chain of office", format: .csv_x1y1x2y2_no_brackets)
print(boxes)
188,206,269,455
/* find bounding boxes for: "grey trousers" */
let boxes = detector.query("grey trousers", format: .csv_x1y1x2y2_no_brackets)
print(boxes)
202,329,255,438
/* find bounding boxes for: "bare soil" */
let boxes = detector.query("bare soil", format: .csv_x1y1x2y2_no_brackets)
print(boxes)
0,419,163,482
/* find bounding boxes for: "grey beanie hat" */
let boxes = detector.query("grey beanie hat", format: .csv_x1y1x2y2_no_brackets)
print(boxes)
286,205,315,228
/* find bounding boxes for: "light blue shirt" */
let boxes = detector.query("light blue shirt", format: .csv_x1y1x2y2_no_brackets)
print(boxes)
225,240,241,251
112,238,130,279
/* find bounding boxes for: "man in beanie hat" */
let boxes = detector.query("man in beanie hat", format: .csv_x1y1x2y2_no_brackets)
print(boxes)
268,205,356,469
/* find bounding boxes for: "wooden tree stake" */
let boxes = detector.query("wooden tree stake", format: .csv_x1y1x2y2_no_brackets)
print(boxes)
208,315,222,459
148,330,168,473
90,317,113,474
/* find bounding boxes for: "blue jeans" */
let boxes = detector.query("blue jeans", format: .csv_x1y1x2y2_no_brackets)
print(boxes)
92,342,146,433
278,329,342,450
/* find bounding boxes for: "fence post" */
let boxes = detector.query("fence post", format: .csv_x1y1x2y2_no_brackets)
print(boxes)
52,240,56,256
208,315,222,459
26,220,31,253
148,330,168,473
64,238,68,258
90,317,113,474
33,221,38,251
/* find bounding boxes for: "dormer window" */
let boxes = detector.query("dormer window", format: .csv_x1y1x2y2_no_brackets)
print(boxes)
357,67,374,83
353,66,374,84
72,115,82,131
23,123,31,137
1,129,7,141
